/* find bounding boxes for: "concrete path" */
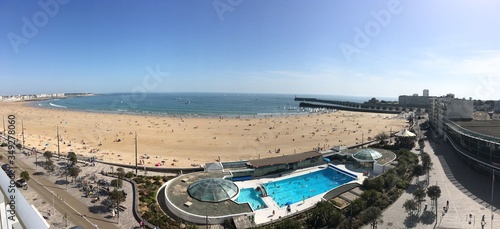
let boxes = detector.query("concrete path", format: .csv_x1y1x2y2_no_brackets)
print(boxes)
1,142,175,229
364,139,500,229
6,152,120,229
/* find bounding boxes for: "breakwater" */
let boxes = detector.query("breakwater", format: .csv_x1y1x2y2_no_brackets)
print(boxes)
295,97,402,114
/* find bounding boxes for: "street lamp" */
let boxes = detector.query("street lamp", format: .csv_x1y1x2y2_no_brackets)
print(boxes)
361,131,364,147
34,147,38,170
205,206,210,229
390,127,392,144
21,120,24,149
65,160,68,190
116,193,120,224
491,168,495,229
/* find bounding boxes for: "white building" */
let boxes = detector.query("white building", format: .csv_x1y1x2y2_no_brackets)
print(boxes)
423,89,429,97
494,100,500,113
430,97,473,137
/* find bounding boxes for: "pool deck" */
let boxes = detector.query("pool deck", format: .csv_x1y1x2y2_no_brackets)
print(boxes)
233,164,366,225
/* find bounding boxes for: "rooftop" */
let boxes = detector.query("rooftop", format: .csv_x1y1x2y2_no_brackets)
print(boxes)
248,151,322,168
339,148,396,165
451,120,500,142
352,149,383,162
166,172,252,217
187,178,238,202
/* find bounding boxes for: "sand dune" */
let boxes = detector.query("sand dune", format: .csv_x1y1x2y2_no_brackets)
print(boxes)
0,102,408,167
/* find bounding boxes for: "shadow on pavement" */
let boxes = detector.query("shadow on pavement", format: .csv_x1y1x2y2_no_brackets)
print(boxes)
427,139,500,211
55,179,69,185
420,210,435,225
89,205,111,214
404,214,418,228
404,210,436,228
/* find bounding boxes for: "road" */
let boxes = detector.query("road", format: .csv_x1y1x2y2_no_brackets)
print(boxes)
2,148,120,229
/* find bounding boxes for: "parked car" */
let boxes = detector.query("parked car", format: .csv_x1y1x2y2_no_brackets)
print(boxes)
6,169,15,179
1,163,10,171
15,178,27,188
97,179,110,186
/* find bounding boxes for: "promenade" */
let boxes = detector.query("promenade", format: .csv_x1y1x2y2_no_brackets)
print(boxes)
364,138,500,228
0,144,173,229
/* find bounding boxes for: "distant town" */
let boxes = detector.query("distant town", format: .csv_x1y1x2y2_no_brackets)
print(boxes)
297,89,500,115
0,93,94,102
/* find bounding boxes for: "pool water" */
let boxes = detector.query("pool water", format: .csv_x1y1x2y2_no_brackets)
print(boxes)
235,188,267,210
263,168,355,207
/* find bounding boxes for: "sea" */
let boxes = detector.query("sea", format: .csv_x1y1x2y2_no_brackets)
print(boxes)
33,93,396,117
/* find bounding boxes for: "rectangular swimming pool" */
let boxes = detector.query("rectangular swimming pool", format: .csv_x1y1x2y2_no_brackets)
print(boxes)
263,168,355,207
235,188,267,210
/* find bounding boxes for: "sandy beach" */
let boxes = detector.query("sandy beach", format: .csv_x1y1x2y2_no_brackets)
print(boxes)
0,102,408,167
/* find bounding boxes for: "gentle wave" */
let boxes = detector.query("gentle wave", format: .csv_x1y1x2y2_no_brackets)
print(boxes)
33,93,380,117
49,103,67,108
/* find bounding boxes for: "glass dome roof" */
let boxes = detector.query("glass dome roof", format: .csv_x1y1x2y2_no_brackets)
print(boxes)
187,178,238,202
352,149,383,162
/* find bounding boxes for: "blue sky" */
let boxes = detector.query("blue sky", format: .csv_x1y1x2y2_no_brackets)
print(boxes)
1,0,500,100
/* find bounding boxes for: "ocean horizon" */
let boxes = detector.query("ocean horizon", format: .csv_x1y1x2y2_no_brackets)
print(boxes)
32,92,397,117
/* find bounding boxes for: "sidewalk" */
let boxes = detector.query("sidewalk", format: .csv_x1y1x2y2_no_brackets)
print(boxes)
1,146,174,229
363,139,500,229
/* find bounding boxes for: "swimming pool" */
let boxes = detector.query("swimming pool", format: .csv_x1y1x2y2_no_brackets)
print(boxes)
263,168,355,207
235,188,267,210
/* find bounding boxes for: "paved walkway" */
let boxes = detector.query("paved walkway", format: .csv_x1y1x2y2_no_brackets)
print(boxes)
1,145,174,229
364,138,500,229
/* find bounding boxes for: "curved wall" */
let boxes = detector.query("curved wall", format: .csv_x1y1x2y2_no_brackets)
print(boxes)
162,176,254,225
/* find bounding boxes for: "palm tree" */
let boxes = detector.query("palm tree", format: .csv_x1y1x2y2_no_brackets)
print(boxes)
363,207,383,229
20,170,30,181
307,201,344,228
109,188,126,224
412,188,426,212
43,151,53,162
68,167,80,182
413,164,425,185
427,185,442,225
403,199,418,224
375,132,389,145
67,151,77,167
45,159,54,172
20,171,30,189
421,152,432,183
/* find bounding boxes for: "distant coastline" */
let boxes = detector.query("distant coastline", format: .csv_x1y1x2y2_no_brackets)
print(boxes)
0,92,94,102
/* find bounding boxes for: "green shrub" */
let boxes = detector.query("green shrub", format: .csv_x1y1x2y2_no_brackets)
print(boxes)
134,176,145,184
396,180,410,190
110,179,122,188
153,176,162,181
125,171,134,178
